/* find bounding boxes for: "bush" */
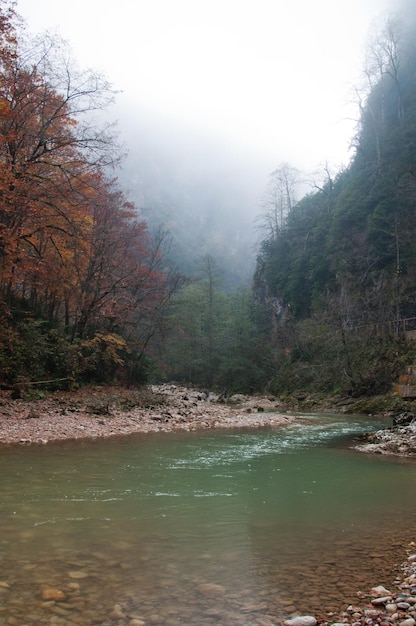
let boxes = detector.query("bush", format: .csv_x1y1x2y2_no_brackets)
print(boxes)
0,319,76,385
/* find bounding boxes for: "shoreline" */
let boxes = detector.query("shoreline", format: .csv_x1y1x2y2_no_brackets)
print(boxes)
0,384,415,624
318,544,416,626
0,384,296,446
1,384,415,457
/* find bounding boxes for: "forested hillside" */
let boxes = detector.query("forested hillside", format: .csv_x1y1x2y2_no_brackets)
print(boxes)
253,13,416,396
2,0,416,399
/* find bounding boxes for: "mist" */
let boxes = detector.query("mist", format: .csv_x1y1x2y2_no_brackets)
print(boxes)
16,0,401,288
115,99,271,287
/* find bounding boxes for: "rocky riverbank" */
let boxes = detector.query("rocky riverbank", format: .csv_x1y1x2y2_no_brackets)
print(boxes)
352,412,416,457
1,383,416,626
0,384,296,445
304,544,416,626
1,383,416,457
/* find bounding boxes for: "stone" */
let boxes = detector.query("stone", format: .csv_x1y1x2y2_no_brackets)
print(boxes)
283,616,317,626
399,620,416,626
371,585,392,597
241,603,269,612
197,582,226,596
67,582,80,590
109,604,125,620
49,604,71,616
40,588,67,601
398,602,411,610
67,570,88,579
371,595,392,605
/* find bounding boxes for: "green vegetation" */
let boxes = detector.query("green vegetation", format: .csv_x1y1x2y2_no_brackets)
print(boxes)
161,256,273,392
252,15,416,397
2,4,416,400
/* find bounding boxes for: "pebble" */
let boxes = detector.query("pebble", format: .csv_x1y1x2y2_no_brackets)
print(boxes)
109,604,125,619
40,588,67,601
67,570,88,579
371,595,392,605
371,585,392,596
317,543,416,626
398,602,412,609
283,617,317,626
197,582,226,596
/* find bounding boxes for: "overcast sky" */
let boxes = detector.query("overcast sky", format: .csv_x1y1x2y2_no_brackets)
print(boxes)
17,0,396,175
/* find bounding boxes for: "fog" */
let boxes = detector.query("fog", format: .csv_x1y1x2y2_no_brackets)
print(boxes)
17,0,401,286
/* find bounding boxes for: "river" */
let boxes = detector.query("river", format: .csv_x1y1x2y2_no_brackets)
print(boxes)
0,413,415,625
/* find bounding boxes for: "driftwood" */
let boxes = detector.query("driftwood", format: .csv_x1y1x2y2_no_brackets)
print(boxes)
9,378,73,399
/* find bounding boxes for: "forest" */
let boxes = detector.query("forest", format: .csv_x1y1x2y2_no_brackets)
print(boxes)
1,1,416,399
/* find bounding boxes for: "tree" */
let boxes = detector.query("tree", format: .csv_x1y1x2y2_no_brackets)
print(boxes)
163,256,228,386
354,15,405,166
0,26,120,299
258,162,302,241
217,289,273,392
0,3,175,385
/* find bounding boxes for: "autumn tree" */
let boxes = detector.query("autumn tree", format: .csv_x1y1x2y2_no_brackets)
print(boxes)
0,2,175,385
0,25,120,295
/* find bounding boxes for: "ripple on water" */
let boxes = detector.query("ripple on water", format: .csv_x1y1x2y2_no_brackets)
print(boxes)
0,413,413,625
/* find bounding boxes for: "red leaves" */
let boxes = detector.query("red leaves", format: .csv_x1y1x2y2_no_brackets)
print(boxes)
0,3,171,355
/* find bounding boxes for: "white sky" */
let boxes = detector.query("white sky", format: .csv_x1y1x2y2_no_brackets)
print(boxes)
17,0,395,173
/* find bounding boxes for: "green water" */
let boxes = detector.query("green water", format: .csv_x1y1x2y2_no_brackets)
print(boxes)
0,413,415,624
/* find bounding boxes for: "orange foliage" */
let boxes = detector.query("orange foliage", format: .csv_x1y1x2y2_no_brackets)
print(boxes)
0,2,171,354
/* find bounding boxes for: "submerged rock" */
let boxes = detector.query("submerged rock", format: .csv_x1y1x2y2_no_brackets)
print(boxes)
40,588,67,601
197,582,226,596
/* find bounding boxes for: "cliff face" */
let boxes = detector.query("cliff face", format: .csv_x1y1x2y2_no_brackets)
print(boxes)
395,366,416,399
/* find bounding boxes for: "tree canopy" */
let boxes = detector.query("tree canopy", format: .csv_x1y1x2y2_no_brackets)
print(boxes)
253,10,416,396
0,1,174,385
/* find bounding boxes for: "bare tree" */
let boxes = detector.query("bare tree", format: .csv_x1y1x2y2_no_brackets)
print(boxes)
367,17,403,125
353,14,404,164
258,162,302,240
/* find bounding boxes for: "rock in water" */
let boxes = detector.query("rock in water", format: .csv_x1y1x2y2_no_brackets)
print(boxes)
284,617,317,626
197,583,226,596
371,585,392,596
40,588,67,601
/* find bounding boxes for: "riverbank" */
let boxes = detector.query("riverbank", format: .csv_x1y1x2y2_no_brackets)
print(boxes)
1,384,416,457
0,384,296,445
353,419,416,457
0,384,416,625
316,543,416,626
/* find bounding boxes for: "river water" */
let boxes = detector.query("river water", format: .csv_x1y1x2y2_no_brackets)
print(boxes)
1,413,416,625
